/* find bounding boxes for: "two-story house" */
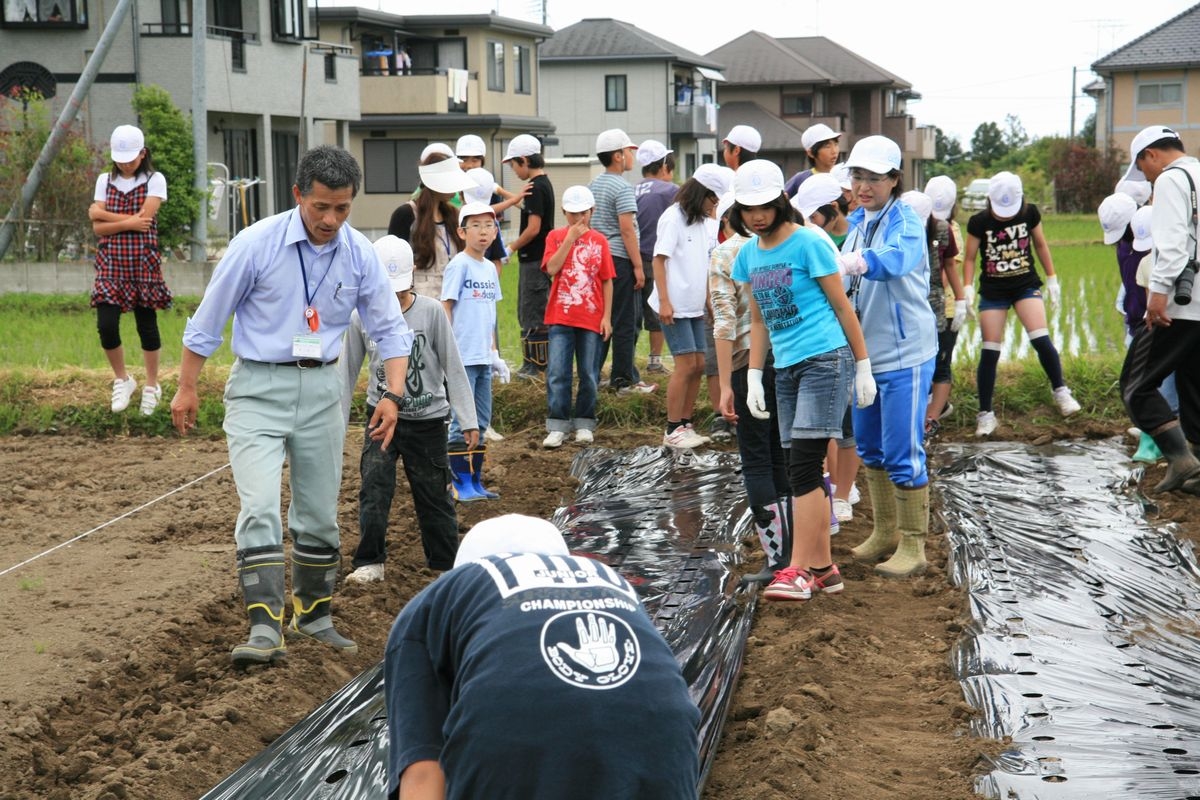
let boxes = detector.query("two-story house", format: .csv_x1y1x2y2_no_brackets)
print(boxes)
0,0,361,238
315,8,554,236
706,31,934,187
538,18,724,179
1089,3,1200,164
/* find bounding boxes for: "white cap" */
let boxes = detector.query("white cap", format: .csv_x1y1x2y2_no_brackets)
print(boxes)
801,123,841,152
420,142,455,163
455,134,486,158
791,173,842,219
845,135,901,174
830,162,852,191
693,163,733,196
924,175,957,221
453,514,568,568
457,201,497,224
463,167,496,205
733,160,785,206
1123,125,1182,181
110,125,145,163
723,125,762,154
502,134,541,162
419,157,475,195
636,139,673,167
374,235,414,292
900,190,933,224
1097,192,1138,246
595,128,635,154
561,185,596,213
1115,179,1152,207
1130,205,1154,252
716,191,736,222
987,171,1023,217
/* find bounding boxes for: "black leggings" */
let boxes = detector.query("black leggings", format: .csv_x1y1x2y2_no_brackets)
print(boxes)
787,437,829,497
97,304,161,352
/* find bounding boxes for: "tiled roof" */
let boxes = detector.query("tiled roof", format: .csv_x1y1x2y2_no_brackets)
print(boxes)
1092,3,1200,71
777,36,910,89
706,31,835,84
540,18,723,69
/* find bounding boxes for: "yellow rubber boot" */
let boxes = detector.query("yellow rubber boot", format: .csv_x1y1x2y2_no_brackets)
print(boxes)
876,484,929,578
850,467,899,562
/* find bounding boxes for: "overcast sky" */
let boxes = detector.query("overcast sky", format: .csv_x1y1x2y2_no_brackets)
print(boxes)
340,0,1192,145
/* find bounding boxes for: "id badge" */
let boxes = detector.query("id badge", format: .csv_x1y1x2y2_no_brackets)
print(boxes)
292,334,323,359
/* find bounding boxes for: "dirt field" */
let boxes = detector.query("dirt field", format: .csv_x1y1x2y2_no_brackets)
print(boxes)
2,418,1193,800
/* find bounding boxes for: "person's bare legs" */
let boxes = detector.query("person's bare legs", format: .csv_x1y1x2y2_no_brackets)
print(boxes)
143,348,160,388
792,487,832,568
104,346,129,380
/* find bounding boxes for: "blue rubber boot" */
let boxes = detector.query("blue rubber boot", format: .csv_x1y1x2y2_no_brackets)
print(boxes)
450,452,485,502
471,448,500,500
1133,432,1163,464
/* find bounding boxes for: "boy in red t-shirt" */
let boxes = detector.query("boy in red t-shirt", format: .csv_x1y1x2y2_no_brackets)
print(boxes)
540,185,615,448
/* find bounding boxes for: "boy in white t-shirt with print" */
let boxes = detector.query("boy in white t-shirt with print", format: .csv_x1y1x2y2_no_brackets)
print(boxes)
441,202,506,500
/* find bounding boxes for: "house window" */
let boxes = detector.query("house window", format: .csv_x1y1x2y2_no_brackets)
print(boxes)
1137,82,1182,106
2,0,87,27
363,140,426,194
271,0,315,42
605,75,627,112
324,52,336,81
513,44,531,94
487,40,505,91
153,0,189,34
782,95,812,116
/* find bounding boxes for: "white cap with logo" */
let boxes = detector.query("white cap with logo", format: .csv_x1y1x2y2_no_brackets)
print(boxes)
924,175,957,221
1115,179,1152,206
453,514,568,568
693,163,733,197
900,190,933,224
845,135,902,175
374,235,415,292
110,125,145,163
1122,125,1181,182
561,185,596,213
1097,193,1138,246
458,201,497,223
791,173,842,219
723,125,762,154
1130,205,1154,252
636,139,673,167
595,128,636,154
733,160,785,206
801,123,841,152
463,167,497,205
503,134,541,162
455,134,486,158
987,171,1023,218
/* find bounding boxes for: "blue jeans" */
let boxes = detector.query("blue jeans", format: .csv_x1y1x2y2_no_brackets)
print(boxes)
356,414,457,570
661,315,706,356
594,256,641,388
852,358,935,488
448,363,492,444
547,324,602,432
773,346,854,443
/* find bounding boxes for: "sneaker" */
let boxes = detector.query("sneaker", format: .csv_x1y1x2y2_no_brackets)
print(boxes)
832,498,853,523
543,430,568,449
938,401,955,420
708,417,733,442
811,565,844,594
111,375,137,412
848,484,861,505
140,384,162,416
663,427,707,449
617,381,658,395
574,428,594,444
976,410,998,437
1053,386,1081,416
644,360,669,374
484,427,505,442
762,566,814,601
346,563,385,584
684,423,712,444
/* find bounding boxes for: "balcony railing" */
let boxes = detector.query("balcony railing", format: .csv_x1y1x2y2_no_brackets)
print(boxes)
360,70,476,114
207,26,259,72
668,101,717,136
141,21,190,36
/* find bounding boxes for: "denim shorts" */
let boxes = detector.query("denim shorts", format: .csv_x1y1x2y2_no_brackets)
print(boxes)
979,286,1043,312
773,346,853,443
661,315,706,356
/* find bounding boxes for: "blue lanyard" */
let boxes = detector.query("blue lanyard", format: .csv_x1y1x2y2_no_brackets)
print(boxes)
295,242,336,309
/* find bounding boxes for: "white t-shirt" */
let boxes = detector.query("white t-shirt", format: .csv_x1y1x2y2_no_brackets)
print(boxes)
94,171,168,202
650,206,716,318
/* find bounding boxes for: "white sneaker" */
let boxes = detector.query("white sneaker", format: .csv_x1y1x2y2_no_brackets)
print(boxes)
848,483,861,505
346,563,385,584
1053,386,1081,416
664,426,708,449
140,384,162,416
832,498,854,523
574,428,594,444
484,427,505,442
543,430,568,449
111,375,137,412
617,381,658,396
976,410,998,437
684,423,712,444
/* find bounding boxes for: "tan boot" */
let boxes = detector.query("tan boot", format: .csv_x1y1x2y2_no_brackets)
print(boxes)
850,467,899,562
876,484,929,578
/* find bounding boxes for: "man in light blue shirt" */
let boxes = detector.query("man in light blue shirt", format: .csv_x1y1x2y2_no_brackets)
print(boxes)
171,146,412,666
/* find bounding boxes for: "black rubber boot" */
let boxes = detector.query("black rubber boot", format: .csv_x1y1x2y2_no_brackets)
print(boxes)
741,497,791,585
288,544,357,654
231,547,287,666
1151,424,1200,493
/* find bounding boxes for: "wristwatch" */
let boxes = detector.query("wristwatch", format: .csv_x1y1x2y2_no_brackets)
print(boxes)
380,390,404,407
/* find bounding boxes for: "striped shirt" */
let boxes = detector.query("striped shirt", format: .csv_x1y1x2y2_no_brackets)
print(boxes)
588,173,638,260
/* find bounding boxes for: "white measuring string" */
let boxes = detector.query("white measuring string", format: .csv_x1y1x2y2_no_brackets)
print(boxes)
0,462,232,579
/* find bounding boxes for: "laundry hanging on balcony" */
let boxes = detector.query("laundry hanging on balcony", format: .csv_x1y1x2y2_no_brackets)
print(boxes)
447,69,469,104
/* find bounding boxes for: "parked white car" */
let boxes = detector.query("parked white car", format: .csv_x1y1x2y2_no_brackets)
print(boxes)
962,178,991,211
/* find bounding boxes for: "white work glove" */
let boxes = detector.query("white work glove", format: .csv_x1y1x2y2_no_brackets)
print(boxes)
854,358,877,409
1044,276,1061,307
837,251,869,277
964,284,976,319
951,300,968,332
746,368,770,419
490,350,510,384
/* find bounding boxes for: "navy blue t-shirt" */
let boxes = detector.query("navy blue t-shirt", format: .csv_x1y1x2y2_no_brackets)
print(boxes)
385,552,700,800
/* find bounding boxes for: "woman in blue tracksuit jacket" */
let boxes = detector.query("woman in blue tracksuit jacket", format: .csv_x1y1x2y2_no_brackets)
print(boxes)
836,135,938,579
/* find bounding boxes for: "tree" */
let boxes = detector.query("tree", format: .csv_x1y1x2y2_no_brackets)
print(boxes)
131,84,201,253
934,126,965,166
1080,113,1097,148
970,122,1008,168
1002,114,1028,152
1048,140,1123,213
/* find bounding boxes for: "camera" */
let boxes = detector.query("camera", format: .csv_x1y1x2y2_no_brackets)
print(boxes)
1175,259,1198,306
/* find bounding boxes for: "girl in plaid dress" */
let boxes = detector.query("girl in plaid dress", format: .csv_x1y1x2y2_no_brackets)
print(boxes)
89,125,173,414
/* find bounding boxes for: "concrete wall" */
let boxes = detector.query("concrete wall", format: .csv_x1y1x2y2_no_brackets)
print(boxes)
3,260,217,296
540,60,668,158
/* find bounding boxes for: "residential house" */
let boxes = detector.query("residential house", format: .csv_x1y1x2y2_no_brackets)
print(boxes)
706,31,934,187
1090,3,1200,164
0,0,361,239
316,9,554,236
538,18,724,179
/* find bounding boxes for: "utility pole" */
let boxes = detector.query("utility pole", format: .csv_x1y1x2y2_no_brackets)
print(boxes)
1069,66,1077,142
192,0,208,262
